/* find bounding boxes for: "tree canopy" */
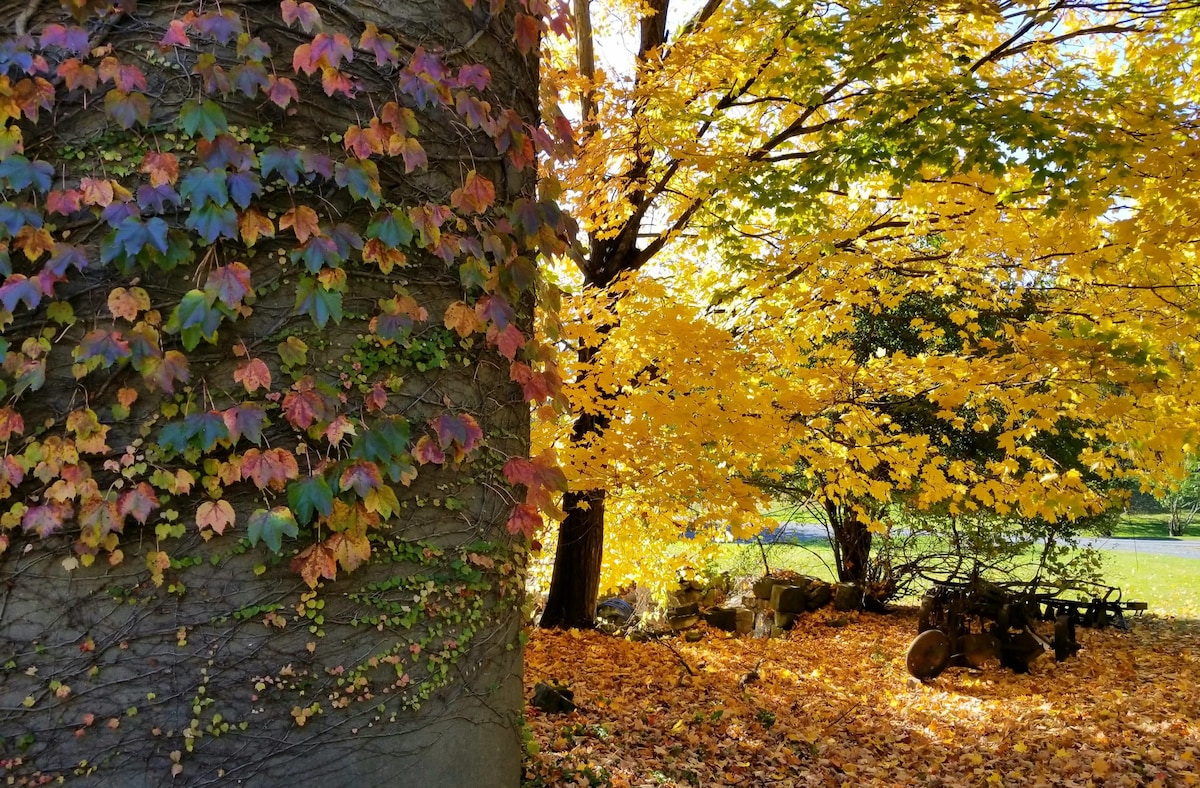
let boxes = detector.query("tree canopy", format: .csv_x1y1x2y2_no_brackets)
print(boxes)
534,0,1200,604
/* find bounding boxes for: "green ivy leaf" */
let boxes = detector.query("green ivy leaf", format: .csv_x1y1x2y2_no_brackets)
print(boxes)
247,507,299,553
179,100,229,140
287,476,335,525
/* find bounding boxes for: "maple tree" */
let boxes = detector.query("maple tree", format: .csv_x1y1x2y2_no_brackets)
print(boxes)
0,0,568,783
535,0,1200,614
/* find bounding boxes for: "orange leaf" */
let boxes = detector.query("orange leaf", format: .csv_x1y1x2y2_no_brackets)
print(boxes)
280,205,320,243
196,499,235,536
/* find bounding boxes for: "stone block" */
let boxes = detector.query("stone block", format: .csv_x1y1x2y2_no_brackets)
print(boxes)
806,581,833,611
771,584,810,614
833,583,864,612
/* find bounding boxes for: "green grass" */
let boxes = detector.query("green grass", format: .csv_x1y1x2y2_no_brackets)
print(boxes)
1110,511,1200,540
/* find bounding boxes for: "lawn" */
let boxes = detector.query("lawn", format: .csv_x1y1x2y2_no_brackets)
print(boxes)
1111,511,1200,540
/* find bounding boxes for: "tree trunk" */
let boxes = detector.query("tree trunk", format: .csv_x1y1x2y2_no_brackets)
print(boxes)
825,499,874,585
0,1,540,785
540,380,609,627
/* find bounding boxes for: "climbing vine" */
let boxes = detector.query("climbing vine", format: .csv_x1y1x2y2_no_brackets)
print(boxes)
0,0,570,782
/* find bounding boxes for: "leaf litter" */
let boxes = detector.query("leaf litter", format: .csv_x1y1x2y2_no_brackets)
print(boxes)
524,609,1200,787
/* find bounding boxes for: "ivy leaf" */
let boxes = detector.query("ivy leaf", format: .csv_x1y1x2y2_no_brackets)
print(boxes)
327,532,371,573
278,336,308,367
413,434,446,465
432,412,483,453
366,209,414,248
0,155,53,192
204,262,253,308
349,417,411,464
22,502,71,538
239,208,275,246
264,76,300,109
290,541,337,587
506,503,541,539
334,159,381,207
103,90,150,129
118,482,160,524
226,171,261,209
166,289,224,350
513,14,540,55
294,275,343,328
222,403,266,445
179,167,229,207
233,358,272,393
259,146,304,185
247,506,299,553
75,329,131,367
140,350,191,394
339,460,382,497
450,170,496,214
196,499,235,536
242,448,299,491
280,0,322,33
179,99,228,140
184,201,238,244
280,205,321,243
287,476,334,525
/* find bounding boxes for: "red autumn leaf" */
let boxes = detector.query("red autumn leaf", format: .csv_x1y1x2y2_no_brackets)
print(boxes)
57,59,98,92
340,460,382,496
280,205,321,243
360,23,400,67
222,404,266,445
412,434,445,465
241,447,300,490
432,412,483,452
510,361,559,403
343,124,381,159
362,239,408,273
233,358,272,393
280,0,321,33
320,67,356,98
160,19,192,47
205,262,253,307
23,502,73,538
450,170,496,214
118,482,159,524
0,407,26,440
488,323,526,360
196,499,235,535
282,384,327,429
399,136,427,172
291,541,337,588
46,189,83,215
506,503,541,539
365,384,388,412
98,57,147,93
140,151,180,187
513,14,539,55
324,414,357,445
264,75,299,108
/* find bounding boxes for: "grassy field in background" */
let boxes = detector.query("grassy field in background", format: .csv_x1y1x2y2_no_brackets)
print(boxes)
708,511,1200,619
1111,511,1200,540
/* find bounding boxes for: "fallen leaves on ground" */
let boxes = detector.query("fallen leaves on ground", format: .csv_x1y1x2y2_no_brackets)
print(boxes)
524,609,1200,787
